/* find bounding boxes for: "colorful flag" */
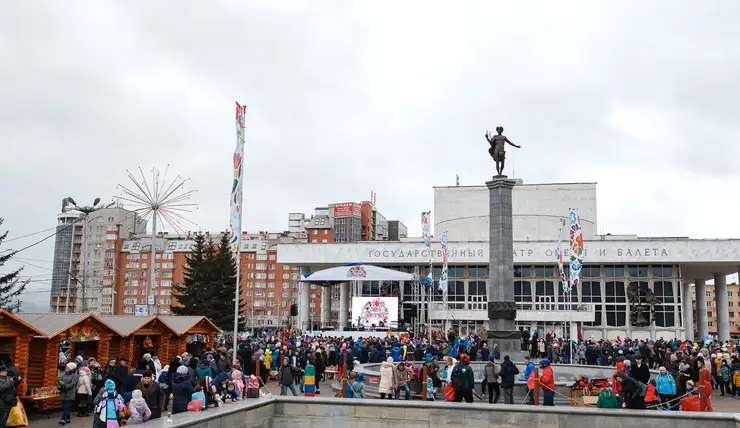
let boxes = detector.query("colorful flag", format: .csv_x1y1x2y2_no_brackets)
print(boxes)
421,212,431,247
440,231,448,294
568,209,584,291
229,102,246,252
556,242,567,293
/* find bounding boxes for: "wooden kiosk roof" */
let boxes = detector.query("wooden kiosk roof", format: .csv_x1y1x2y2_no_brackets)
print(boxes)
158,316,221,335
0,309,45,337
97,315,178,337
16,312,115,338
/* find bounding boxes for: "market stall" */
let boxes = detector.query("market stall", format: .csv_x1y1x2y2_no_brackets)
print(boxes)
159,316,220,358
0,310,44,396
17,313,116,410
98,315,178,365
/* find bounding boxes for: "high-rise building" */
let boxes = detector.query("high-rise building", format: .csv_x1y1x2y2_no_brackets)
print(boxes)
50,206,146,313
387,220,408,241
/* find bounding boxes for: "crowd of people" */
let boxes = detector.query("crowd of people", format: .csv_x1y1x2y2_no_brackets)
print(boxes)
1,329,738,428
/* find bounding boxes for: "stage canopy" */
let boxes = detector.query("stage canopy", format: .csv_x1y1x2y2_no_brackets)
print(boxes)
300,263,415,285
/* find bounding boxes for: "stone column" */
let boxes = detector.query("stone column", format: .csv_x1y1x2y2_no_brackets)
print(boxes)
714,273,730,342
682,281,694,341
320,286,332,328
339,282,350,330
299,282,310,331
695,279,708,341
485,176,520,352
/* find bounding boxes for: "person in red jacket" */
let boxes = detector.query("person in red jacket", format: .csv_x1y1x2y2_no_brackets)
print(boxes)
645,379,659,408
539,359,555,406
612,362,625,405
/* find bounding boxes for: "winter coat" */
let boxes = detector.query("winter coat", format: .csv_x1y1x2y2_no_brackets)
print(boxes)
127,397,151,425
171,375,195,414
136,382,164,419
0,376,17,409
655,373,676,395
523,361,535,382
77,370,93,395
539,366,555,391
394,366,411,387
378,361,395,394
498,360,519,388
596,389,620,408
631,363,651,384
484,361,499,383
278,365,295,386
197,366,213,382
59,372,78,401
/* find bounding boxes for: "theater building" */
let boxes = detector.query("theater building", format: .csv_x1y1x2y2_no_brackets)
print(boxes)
278,181,740,342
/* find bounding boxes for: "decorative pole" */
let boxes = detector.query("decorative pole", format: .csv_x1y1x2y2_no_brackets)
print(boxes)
230,102,247,361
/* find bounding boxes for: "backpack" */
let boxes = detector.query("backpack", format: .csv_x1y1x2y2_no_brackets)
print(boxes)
451,365,466,390
158,372,169,390
197,366,211,381
720,365,731,382
734,370,740,387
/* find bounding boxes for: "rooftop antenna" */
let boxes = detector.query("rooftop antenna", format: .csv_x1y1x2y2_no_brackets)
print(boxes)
455,174,459,186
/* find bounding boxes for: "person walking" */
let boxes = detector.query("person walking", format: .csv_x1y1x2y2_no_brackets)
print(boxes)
378,357,395,399
279,357,298,396
58,362,78,425
0,363,19,428
484,355,500,404
655,366,676,409
451,354,475,403
539,360,555,406
499,355,519,404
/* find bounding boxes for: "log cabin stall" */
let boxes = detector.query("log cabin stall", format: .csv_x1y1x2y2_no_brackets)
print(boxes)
97,316,178,366
16,313,117,410
0,310,45,398
158,316,220,358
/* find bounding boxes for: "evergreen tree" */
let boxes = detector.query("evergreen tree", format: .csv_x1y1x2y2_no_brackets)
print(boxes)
208,232,246,330
172,232,209,316
0,218,28,312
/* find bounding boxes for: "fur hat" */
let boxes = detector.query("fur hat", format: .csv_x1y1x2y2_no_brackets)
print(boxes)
66,362,77,372
132,389,142,400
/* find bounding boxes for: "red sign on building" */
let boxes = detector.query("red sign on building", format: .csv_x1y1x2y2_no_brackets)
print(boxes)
333,202,361,217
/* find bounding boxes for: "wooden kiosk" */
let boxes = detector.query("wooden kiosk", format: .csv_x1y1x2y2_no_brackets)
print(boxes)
159,316,220,359
0,310,45,396
98,315,178,365
16,313,117,409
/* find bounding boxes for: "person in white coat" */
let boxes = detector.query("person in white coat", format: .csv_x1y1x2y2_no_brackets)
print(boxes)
378,357,396,399
76,366,93,417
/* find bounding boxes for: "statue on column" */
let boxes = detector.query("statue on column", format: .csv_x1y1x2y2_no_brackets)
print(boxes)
485,126,521,176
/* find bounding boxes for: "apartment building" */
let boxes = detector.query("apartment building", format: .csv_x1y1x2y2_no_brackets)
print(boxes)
50,206,146,313
692,282,740,337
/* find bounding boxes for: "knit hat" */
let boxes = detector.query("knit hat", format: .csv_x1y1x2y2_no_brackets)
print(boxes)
488,355,495,361
132,389,142,400
176,365,189,375
143,353,152,360
539,359,550,368
386,357,393,363
66,362,77,372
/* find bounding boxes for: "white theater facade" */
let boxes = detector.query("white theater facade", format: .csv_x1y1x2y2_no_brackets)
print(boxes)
278,181,740,341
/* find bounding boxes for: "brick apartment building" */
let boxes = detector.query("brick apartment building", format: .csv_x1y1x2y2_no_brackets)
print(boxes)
692,281,740,338
51,199,406,329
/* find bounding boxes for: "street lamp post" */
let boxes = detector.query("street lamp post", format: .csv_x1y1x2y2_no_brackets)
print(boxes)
62,197,115,313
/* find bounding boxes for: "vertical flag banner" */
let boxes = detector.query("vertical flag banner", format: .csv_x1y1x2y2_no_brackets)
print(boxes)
421,212,433,286
440,231,449,294
229,103,246,252
556,242,568,293
568,209,584,291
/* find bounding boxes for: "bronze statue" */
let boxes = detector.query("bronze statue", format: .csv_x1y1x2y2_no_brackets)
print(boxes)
485,126,521,175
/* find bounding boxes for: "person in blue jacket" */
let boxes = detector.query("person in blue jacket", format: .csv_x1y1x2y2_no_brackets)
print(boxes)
390,345,402,362
522,356,536,404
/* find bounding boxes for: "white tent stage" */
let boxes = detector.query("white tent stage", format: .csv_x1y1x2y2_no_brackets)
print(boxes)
299,263,415,285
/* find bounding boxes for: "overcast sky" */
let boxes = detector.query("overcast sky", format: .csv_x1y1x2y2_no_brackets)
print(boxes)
3,1,740,311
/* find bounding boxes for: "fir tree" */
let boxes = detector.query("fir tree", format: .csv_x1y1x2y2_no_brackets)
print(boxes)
208,232,246,330
0,218,28,312
172,232,209,316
